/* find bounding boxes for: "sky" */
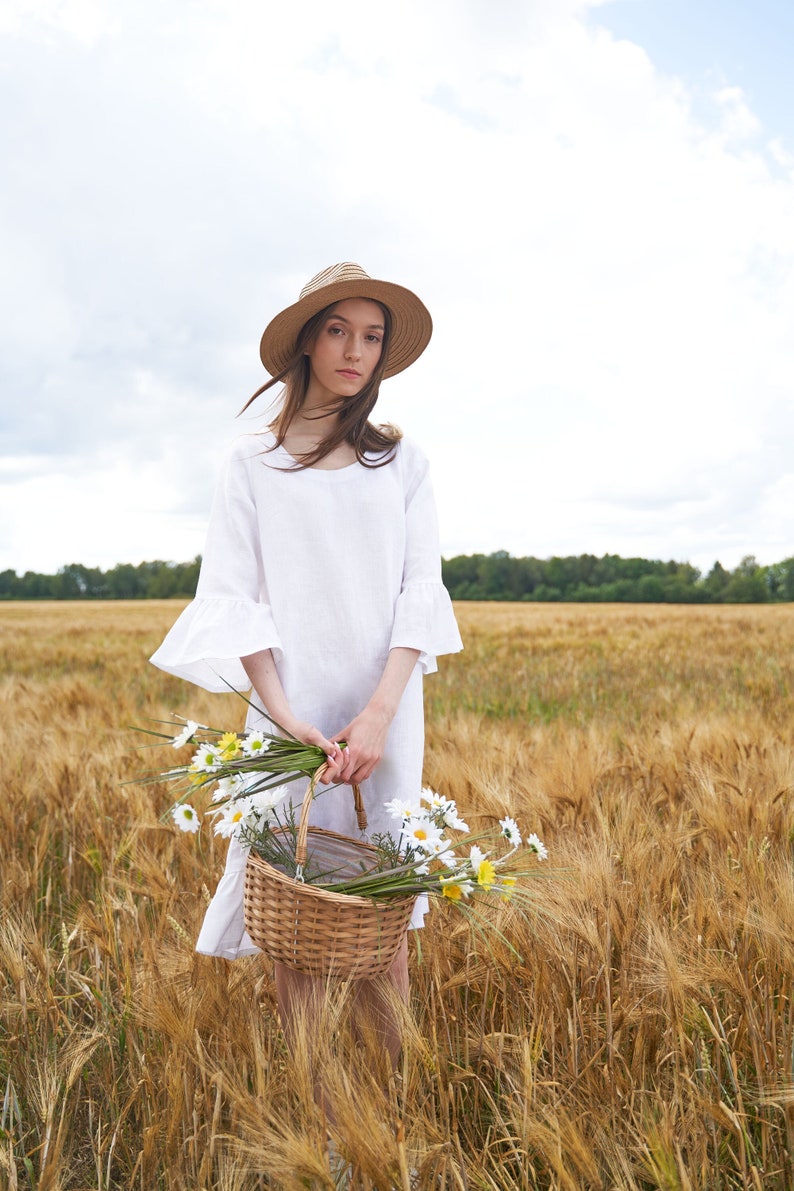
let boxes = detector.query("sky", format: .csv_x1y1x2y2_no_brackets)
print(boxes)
1,0,793,577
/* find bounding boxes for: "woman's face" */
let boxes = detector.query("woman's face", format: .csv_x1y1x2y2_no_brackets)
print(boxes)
305,298,385,403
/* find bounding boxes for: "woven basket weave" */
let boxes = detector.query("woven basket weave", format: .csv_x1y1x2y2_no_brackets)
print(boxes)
243,766,416,978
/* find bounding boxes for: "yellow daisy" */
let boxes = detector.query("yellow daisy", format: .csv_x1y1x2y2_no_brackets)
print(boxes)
218,732,241,759
476,859,496,890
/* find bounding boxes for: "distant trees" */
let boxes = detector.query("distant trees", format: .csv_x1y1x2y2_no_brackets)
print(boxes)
1,551,792,602
0,557,201,601
440,551,794,604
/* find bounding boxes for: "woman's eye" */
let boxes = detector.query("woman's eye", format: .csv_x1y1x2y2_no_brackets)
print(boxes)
366,334,382,344
328,325,344,336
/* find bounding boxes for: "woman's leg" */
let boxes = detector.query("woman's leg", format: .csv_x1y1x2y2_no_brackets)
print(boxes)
274,940,409,1060
273,961,325,1052
273,937,409,1123
352,934,409,1070
274,962,343,1124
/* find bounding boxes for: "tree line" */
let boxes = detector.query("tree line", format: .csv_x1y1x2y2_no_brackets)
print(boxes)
0,558,202,601
442,552,794,603
1,551,793,603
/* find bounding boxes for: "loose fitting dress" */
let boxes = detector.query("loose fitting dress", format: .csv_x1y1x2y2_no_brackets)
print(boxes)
150,431,463,959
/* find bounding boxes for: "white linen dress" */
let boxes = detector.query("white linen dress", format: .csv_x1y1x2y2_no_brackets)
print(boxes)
150,431,463,959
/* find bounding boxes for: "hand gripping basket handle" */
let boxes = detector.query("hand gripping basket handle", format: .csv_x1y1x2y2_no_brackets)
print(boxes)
294,762,367,876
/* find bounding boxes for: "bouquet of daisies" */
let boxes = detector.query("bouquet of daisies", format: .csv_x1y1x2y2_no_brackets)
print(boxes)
324,788,548,906
133,712,329,834
229,782,548,918
135,712,548,914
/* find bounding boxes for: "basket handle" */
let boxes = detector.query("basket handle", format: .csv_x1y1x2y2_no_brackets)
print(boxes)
295,762,367,878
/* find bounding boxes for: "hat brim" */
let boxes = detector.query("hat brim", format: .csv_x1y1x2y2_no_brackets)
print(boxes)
260,278,433,379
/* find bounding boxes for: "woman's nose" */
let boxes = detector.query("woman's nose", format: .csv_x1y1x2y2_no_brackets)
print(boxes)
345,336,362,359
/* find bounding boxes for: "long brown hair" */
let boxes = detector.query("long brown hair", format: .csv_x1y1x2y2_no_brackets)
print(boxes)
239,300,402,469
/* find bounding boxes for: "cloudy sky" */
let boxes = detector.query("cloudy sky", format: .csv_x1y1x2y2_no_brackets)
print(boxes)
2,0,793,577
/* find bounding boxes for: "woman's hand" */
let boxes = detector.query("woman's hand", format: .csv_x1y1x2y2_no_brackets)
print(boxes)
241,647,420,788
283,719,345,784
330,648,421,785
331,704,392,785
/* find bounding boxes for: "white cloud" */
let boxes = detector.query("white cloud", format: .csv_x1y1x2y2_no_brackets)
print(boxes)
713,85,762,142
1,0,794,574
0,0,121,44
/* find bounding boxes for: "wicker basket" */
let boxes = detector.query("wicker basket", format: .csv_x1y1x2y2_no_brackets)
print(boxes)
243,765,416,978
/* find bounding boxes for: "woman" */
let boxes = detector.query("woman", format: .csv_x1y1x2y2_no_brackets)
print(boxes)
151,262,462,1063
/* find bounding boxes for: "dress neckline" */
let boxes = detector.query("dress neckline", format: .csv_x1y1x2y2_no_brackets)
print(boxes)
270,441,366,478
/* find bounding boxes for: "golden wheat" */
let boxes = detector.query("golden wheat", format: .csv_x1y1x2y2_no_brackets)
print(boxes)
1,600,793,1189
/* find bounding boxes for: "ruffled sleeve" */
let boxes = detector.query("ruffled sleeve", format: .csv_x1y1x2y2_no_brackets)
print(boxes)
150,439,283,693
388,443,463,675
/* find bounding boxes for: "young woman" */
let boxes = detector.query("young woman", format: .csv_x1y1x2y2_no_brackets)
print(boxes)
150,262,462,1064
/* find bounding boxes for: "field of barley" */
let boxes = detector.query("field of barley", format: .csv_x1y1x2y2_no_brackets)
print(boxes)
2,599,794,1190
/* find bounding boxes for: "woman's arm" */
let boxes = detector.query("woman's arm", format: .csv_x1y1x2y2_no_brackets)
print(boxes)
243,645,420,786
330,646,421,785
241,649,345,781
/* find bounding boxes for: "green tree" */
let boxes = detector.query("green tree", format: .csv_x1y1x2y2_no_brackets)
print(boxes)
636,574,665,602
702,561,730,602
764,556,794,601
0,569,19,598
722,556,769,603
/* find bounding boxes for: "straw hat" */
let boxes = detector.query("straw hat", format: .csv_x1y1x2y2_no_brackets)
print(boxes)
259,262,433,379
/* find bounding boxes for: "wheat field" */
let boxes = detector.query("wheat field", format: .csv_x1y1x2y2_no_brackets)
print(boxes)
2,600,793,1190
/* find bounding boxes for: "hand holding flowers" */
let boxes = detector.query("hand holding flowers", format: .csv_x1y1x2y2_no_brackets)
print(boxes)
132,710,330,829
134,713,549,921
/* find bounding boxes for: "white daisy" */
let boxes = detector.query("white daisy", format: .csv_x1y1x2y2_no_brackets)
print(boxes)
171,720,200,749
468,844,489,878
420,787,447,810
404,817,445,853
421,788,469,832
440,874,474,900
246,785,287,816
499,816,522,848
191,743,222,773
384,797,423,823
172,804,201,833
241,730,271,757
421,837,457,866
212,799,253,839
527,833,548,861
214,774,246,800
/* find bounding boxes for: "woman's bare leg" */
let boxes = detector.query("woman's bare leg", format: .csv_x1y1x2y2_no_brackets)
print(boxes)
274,939,409,1055
352,935,409,1070
273,938,409,1129
274,961,343,1125
273,962,326,1053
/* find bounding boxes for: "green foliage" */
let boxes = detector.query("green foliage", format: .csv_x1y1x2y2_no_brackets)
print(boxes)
441,551,794,603
2,551,794,603
0,556,202,600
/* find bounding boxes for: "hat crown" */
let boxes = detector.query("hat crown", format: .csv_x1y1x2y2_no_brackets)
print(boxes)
299,262,371,302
